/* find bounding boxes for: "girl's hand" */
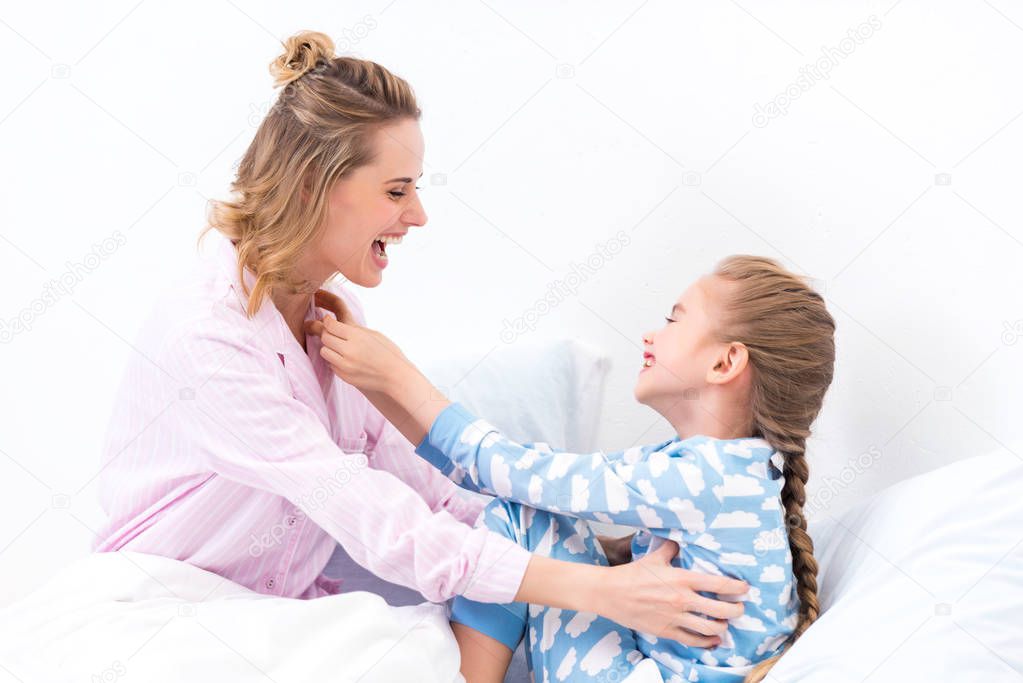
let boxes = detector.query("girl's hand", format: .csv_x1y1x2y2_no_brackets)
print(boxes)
597,533,635,567
305,289,413,394
307,288,450,446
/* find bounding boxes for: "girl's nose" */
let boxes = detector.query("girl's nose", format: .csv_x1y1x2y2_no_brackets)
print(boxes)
642,332,653,346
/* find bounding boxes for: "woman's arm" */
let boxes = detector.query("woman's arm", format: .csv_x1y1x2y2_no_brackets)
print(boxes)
164,324,526,606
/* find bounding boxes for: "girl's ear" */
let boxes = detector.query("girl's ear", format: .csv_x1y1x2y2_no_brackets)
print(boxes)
707,342,749,385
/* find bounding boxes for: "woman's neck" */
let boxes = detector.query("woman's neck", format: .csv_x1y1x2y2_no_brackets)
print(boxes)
270,250,332,355
272,287,315,354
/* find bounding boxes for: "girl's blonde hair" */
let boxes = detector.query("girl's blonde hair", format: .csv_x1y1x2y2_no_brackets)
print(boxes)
200,30,420,317
711,256,835,683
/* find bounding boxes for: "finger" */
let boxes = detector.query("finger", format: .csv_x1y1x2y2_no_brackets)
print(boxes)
319,328,348,354
643,539,679,563
307,316,348,346
687,572,750,596
676,612,729,637
304,319,325,337
321,315,352,341
671,628,721,650
687,593,744,620
320,344,345,368
314,289,355,325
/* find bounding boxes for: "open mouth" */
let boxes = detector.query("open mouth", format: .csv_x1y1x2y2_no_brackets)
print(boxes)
371,234,404,263
642,352,656,369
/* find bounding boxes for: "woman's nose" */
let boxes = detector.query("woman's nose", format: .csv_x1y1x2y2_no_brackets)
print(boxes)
403,193,427,227
642,332,653,346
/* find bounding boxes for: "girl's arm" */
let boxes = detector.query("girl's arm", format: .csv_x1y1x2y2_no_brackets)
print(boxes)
306,304,728,530
360,391,488,523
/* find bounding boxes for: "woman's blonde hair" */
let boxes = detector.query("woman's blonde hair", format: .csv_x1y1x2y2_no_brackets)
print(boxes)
710,256,835,683
200,30,420,317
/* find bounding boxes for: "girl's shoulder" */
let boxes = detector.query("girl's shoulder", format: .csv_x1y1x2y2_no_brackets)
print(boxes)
654,434,785,480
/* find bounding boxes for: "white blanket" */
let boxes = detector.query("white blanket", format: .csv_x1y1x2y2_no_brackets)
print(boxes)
0,551,462,683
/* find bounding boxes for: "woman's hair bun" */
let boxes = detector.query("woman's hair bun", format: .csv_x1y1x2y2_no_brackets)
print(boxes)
269,30,336,88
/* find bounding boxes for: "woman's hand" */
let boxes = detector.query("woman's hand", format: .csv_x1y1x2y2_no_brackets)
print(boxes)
516,540,747,649
600,540,746,647
306,289,414,394
597,533,635,567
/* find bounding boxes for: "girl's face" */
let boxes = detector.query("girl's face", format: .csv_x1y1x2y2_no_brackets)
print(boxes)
309,118,427,288
634,275,734,411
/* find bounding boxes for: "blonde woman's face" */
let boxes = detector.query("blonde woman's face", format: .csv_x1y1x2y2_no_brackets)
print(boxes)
634,275,725,410
315,118,426,287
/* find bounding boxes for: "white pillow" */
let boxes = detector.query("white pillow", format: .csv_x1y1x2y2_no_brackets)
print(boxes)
419,337,611,453
770,450,1023,681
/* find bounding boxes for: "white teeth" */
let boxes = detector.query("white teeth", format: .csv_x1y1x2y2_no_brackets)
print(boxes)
377,234,404,245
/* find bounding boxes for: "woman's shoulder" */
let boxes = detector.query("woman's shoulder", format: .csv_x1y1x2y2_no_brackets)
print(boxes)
137,272,274,374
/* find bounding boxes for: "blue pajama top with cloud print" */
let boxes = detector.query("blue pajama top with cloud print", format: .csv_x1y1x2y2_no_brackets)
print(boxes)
415,402,799,682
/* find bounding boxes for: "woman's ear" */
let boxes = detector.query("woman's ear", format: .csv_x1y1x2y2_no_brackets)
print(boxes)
706,342,749,385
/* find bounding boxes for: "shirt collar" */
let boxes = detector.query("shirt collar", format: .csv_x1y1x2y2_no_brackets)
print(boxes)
210,231,323,357
769,450,786,473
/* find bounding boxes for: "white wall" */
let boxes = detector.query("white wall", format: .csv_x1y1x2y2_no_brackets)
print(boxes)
1,0,1021,604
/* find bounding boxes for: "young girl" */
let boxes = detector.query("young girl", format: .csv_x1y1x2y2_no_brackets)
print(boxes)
307,255,836,683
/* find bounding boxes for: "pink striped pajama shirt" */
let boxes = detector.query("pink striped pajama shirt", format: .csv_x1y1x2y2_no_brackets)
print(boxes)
92,231,531,604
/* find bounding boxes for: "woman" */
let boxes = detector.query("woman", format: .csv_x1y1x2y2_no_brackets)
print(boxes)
92,29,749,665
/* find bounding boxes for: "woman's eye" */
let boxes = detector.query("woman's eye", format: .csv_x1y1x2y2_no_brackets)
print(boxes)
664,316,676,324
390,185,422,199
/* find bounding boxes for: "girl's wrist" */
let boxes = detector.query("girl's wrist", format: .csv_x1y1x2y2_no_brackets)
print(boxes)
384,365,451,446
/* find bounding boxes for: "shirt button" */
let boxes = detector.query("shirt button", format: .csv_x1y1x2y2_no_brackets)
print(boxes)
286,516,297,526
265,577,275,589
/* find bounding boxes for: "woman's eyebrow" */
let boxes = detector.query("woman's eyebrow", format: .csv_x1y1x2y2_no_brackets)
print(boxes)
672,303,686,314
384,172,424,184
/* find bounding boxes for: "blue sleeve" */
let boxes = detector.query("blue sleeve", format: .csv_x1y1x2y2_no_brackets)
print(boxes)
415,428,488,496
414,402,726,530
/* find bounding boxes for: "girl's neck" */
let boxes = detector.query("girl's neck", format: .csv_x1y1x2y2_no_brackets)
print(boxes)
662,395,754,441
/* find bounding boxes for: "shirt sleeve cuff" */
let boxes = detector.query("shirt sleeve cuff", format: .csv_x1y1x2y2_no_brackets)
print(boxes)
414,402,478,471
459,534,532,604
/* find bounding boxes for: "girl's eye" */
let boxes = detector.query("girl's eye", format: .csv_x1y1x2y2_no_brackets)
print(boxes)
388,190,405,199
664,316,676,324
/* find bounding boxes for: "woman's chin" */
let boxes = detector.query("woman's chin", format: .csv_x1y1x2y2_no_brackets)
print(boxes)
344,269,384,288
